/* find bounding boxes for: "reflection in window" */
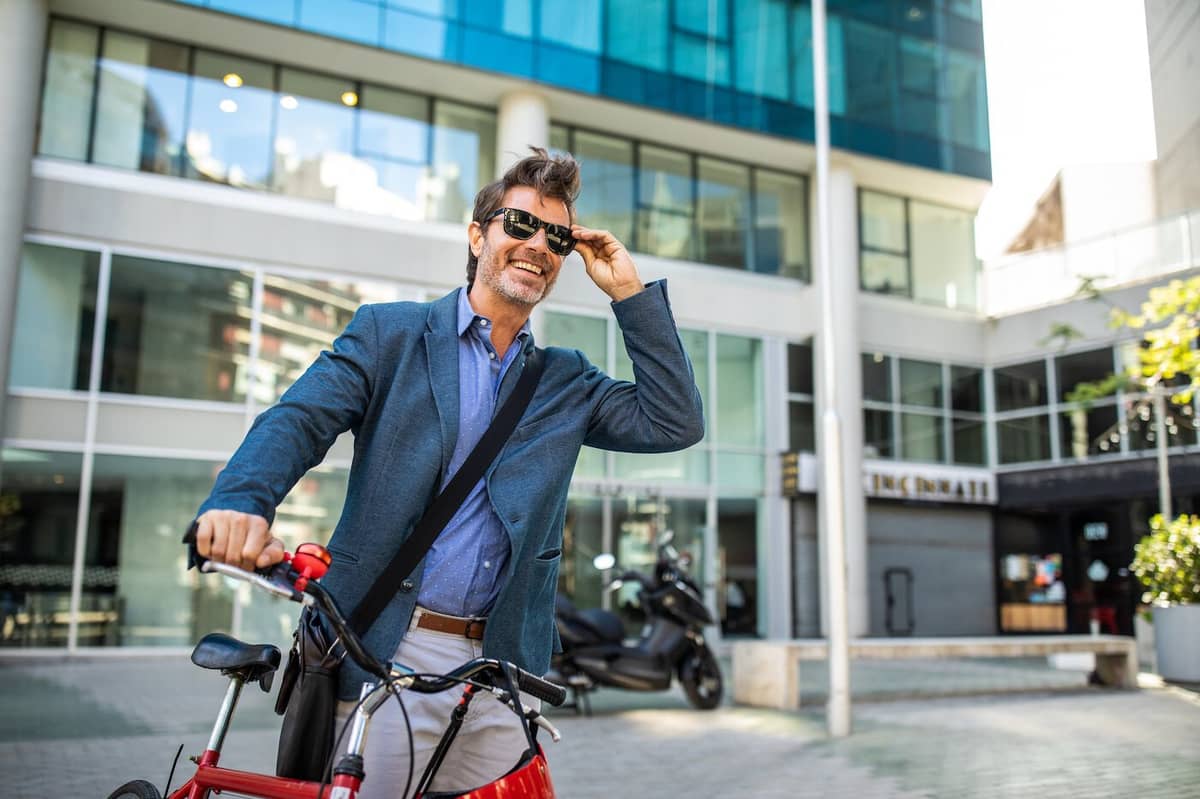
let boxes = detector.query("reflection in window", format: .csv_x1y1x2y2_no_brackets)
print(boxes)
38,20,98,161
559,496,604,611
789,401,815,452
696,158,750,269
860,190,909,296
574,131,635,246
431,102,497,224
754,170,807,279
733,0,789,101
861,353,892,402
605,0,668,70
718,497,758,637
87,454,230,647
716,335,763,448
899,358,942,408
240,465,349,647
994,360,1048,411
357,84,431,220
93,33,189,175
910,200,976,311
1060,406,1119,460
638,146,694,260
1056,348,1114,403
9,244,100,391
0,449,83,648
900,412,943,462
272,68,357,204
541,0,602,51
104,256,253,402
950,365,983,412
952,417,986,464
998,415,1051,464
256,276,401,404
864,408,893,458
185,50,275,188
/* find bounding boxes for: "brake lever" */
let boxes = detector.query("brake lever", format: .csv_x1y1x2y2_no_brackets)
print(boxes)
200,560,306,603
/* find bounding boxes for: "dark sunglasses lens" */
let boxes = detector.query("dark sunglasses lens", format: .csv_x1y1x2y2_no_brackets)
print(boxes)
503,209,538,239
546,227,575,255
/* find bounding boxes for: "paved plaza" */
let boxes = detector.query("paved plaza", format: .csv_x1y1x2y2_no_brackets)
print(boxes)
2,653,1199,798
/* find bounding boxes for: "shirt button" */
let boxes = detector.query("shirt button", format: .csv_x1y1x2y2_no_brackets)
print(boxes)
478,319,489,327
488,351,496,360
400,579,414,592
484,560,492,569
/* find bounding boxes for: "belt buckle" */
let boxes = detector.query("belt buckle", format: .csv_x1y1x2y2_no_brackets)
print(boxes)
465,619,486,640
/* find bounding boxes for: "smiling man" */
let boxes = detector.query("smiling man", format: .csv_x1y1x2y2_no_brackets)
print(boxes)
190,147,704,795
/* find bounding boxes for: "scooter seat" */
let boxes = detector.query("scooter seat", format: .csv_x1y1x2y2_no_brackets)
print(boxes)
576,607,625,644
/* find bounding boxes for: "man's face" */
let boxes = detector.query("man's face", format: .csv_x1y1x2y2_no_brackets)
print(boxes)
469,186,569,309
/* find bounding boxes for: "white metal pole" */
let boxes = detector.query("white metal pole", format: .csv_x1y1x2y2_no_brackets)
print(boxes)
812,0,851,738
1153,384,1172,521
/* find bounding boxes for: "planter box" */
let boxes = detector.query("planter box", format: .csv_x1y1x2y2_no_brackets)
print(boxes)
1152,604,1200,682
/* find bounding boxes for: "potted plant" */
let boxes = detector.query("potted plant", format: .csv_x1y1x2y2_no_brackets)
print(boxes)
1131,514,1200,682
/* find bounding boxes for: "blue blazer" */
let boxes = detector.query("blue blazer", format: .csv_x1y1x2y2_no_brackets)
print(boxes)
198,281,704,698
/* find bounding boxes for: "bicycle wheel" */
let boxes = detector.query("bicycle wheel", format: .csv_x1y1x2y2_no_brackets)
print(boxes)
679,645,723,710
105,779,162,799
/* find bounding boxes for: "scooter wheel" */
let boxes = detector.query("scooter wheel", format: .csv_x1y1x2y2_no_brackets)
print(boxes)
679,646,723,710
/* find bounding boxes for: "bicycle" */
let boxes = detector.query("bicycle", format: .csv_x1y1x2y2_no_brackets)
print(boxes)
104,542,567,799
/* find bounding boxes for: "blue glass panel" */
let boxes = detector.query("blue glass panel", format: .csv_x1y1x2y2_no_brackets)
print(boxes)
946,49,989,151
606,0,668,70
573,130,634,245
672,35,730,86
383,9,456,59
461,27,533,77
945,14,984,53
893,0,933,39
357,84,428,162
536,45,600,94
297,0,381,46
363,157,428,219
842,19,896,128
209,0,297,25
386,0,456,17
462,0,530,36
792,12,845,113
695,157,750,269
540,0,601,52
673,0,728,39
733,0,788,101
271,68,357,202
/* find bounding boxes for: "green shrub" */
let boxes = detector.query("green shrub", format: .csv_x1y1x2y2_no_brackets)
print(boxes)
1131,514,1200,605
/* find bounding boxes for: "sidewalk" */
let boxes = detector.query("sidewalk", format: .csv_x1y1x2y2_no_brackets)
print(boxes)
3,654,1199,798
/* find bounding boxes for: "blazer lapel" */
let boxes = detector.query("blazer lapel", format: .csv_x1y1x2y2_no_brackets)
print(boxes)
425,290,460,479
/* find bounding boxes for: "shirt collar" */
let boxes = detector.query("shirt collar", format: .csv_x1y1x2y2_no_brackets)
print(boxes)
456,287,532,342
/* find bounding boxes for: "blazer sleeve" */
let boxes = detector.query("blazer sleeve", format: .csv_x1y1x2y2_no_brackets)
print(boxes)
196,303,380,524
582,280,705,453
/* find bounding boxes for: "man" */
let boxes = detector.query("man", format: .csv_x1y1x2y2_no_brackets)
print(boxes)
193,147,704,793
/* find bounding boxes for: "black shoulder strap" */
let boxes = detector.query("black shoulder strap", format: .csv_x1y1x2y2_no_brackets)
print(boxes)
348,346,545,636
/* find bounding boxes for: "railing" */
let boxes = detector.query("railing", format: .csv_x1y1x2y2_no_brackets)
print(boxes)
983,209,1200,316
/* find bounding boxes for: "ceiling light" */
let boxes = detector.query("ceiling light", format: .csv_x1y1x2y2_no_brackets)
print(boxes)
219,98,238,113
280,95,299,110
223,72,243,88
341,90,359,107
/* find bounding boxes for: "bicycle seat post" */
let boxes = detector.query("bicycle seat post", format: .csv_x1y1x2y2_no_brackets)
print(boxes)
206,674,246,757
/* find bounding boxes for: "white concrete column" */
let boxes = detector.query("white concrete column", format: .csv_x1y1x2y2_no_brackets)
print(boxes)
762,336,792,639
0,0,49,447
815,165,869,638
496,90,549,176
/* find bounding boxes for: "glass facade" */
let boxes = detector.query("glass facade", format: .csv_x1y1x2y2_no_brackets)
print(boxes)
37,19,496,224
860,189,979,311
551,124,809,279
165,0,990,179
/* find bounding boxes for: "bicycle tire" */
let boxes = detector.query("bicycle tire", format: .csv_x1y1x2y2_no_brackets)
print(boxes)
104,779,162,799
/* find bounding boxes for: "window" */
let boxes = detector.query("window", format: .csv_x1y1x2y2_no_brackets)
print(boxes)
185,50,275,188
103,256,253,403
93,32,189,175
787,342,815,453
38,20,99,160
544,311,608,479
860,190,909,296
998,415,1051,464
754,170,808,279
9,244,100,391
994,360,1048,411
1055,348,1114,402
861,353,891,402
356,84,431,220
606,0,669,70
638,145,694,260
573,131,635,246
899,358,942,408
430,102,497,224
696,158,751,269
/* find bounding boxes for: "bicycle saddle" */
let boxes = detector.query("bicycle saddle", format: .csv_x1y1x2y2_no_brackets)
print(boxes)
192,632,281,690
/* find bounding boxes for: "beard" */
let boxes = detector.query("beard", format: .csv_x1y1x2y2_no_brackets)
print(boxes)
476,242,557,307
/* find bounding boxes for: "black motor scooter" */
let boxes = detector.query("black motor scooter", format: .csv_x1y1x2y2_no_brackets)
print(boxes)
549,531,723,713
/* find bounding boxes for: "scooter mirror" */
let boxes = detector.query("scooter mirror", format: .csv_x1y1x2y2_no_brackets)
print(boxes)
592,553,616,571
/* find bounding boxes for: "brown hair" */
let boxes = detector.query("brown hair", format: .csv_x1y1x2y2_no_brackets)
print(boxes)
466,146,581,289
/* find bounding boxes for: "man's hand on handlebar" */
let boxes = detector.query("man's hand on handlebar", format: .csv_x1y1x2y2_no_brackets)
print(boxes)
195,509,285,571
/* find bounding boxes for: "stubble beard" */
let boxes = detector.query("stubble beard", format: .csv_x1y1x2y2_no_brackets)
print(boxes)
478,246,556,308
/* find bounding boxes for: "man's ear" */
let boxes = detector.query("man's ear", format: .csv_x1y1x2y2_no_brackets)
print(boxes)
468,221,484,258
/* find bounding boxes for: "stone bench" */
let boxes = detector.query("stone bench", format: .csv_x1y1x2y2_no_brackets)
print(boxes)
732,635,1139,710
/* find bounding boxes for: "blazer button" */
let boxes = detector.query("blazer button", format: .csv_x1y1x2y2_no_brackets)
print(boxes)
400,579,414,592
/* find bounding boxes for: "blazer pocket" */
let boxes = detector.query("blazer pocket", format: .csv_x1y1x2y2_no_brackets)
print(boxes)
513,410,571,442
326,545,360,566
535,548,562,562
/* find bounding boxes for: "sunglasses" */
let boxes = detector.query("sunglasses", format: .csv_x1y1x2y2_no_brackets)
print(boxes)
484,207,576,256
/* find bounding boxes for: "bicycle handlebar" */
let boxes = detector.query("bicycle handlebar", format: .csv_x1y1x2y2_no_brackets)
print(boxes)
198,554,567,707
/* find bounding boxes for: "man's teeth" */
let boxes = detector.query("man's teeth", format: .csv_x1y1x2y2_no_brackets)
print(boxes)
512,261,543,275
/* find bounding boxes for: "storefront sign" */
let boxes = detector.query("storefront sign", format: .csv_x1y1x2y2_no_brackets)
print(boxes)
780,454,996,505
1083,522,1109,541
862,461,996,505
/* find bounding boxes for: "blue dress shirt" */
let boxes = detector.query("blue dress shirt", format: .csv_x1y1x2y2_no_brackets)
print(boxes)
415,289,530,618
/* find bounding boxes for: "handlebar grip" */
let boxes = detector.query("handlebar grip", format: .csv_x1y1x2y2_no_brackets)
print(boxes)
516,670,567,707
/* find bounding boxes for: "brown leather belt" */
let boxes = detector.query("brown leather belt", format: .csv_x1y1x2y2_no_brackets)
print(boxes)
414,608,487,640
